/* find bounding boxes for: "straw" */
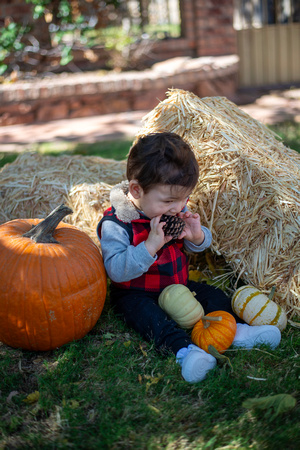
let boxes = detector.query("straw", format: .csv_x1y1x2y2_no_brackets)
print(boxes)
0,153,126,244
1,89,299,317
135,89,300,317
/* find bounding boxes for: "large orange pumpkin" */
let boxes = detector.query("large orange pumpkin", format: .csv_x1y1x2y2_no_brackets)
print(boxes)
191,311,237,354
0,204,107,351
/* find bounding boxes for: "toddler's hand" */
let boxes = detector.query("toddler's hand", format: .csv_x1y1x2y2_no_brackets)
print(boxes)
145,216,173,257
177,211,205,245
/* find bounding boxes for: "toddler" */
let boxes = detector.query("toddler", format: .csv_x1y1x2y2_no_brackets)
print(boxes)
97,132,281,383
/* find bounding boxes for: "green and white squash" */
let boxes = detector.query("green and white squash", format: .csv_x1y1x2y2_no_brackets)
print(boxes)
232,285,287,331
158,284,204,329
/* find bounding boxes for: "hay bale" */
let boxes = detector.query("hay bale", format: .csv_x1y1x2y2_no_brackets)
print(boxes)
0,152,126,244
136,89,300,317
67,182,111,243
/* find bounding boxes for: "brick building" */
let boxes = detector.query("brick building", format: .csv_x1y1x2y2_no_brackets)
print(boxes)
1,1,298,126
0,0,240,125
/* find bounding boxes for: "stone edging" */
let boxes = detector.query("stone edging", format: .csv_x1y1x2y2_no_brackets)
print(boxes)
0,55,239,126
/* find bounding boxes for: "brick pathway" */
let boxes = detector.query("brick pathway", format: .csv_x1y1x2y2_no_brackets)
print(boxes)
0,88,299,153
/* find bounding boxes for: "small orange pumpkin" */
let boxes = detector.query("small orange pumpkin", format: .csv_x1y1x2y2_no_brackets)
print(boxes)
0,204,107,351
191,311,237,354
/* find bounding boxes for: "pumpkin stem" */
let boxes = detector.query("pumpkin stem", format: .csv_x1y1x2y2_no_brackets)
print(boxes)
23,204,73,243
208,345,233,370
268,285,276,301
201,315,222,329
202,315,222,322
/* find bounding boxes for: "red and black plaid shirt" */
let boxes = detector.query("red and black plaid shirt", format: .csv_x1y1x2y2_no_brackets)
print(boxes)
98,207,189,292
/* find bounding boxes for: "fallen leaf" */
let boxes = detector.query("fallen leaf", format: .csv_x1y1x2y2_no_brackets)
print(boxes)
205,252,219,276
23,391,40,404
139,343,147,357
247,376,267,381
87,409,96,422
242,394,296,419
103,332,115,339
189,269,202,282
288,320,300,328
69,399,80,409
147,404,161,414
18,360,23,373
145,374,163,392
7,391,19,403
33,358,44,364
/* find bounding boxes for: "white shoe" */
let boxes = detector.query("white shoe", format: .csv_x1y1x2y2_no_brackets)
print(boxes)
233,323,281,350
176,344,217,383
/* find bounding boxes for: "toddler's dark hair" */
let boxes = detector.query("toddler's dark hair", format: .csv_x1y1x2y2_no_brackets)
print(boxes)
127,132,199,192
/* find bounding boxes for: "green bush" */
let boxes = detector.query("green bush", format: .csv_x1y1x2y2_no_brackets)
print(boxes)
0,0,122,76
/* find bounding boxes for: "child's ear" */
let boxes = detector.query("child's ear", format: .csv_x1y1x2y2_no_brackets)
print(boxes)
129,180,143,199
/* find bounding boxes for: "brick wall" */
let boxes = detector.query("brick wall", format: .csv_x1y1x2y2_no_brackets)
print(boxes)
0,0,32,23
193,0,237,57
180,0,237,57
0,1,239,126
0,55,239,126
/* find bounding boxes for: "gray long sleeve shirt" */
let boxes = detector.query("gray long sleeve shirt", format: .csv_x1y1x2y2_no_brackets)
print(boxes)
100,219,212,283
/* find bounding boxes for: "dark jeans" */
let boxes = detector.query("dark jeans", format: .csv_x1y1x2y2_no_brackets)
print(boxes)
110,281,242,356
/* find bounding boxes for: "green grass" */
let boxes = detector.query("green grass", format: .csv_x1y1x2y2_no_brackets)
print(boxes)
0,139,132,169
0,121,299,448
0,295,299,449
1,121,299,170
269,121,300,153
0,151,19,168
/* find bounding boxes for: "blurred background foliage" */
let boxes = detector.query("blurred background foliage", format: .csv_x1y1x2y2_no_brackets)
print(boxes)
0,0,181,78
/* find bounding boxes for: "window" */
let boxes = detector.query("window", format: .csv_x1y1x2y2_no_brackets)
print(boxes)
234,0,300,29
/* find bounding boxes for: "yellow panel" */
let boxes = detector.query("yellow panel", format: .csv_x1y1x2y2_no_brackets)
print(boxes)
290,24,300,82
237,24,300,87
251,29,265,86
237,29,253,87
264,26,278,85
277,25,290,83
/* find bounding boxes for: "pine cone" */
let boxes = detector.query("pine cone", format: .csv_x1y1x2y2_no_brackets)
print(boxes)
160,215,185,239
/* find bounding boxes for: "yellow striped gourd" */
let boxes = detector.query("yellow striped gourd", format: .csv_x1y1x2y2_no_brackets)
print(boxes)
231,285,287,331
158,284,204,329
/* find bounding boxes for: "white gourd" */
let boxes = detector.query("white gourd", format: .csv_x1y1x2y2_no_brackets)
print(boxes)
158,284,204,329
232,285,287,331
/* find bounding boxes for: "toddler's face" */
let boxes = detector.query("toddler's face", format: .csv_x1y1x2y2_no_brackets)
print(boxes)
133,184,192,219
